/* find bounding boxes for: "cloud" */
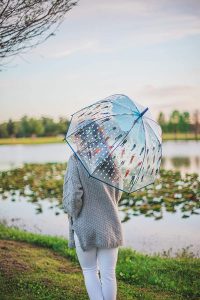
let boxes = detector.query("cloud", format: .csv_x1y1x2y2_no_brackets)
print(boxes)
47,40,97,58
134,84,200,115
140,84,200,98
74,0,200,17
25,38,113,61
64,0,200,48
17,0,200,61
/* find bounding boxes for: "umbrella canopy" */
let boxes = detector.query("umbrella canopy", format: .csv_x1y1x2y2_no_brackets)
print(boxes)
65,94,162,193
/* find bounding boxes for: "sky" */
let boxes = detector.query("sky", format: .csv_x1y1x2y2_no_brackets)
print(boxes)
0,0,200,123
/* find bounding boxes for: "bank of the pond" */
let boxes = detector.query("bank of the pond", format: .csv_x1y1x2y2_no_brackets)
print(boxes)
0,224,199,300
0,133,200,145
0,136,62,145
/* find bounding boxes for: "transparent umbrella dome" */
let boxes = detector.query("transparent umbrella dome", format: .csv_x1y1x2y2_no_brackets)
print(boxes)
65,94,162,193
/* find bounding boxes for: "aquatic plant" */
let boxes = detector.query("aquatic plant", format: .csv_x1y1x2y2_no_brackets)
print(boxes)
0,163,199,221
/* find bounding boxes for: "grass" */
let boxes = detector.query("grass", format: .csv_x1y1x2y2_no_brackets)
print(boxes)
162,132,200,141
0,133,199,145
0,223,199,299
0,136,63,145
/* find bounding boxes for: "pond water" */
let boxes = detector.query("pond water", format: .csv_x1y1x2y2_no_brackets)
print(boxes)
0,141,200,175
1,195,199,257
0,141,200,257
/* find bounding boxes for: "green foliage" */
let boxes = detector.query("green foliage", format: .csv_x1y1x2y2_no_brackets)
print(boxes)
0,115,70,138
157,110,199,137
2,163,199,220
0,109,198,139
0,224,200,299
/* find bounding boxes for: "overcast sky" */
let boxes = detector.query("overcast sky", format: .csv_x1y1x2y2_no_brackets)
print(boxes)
0,0,200,122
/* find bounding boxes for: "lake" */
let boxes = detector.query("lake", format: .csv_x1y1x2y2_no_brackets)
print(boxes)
0,140,200,175
0,141,200,257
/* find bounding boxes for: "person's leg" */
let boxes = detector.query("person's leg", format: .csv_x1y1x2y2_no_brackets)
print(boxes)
97,246,119,300
74,231,104,300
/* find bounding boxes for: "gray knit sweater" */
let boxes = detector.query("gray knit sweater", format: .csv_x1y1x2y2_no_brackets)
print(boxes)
62,153,124,251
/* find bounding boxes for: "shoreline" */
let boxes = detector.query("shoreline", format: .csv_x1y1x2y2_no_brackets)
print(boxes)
0,133,200,145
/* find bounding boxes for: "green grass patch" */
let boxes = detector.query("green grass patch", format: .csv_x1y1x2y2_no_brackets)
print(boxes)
162,133,200,141
0,136,63,145
0,224,199,299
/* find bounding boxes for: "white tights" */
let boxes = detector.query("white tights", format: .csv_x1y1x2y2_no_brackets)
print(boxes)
74,231,119,300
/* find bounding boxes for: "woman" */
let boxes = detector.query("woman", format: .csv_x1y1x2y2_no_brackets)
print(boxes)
62,122,124,300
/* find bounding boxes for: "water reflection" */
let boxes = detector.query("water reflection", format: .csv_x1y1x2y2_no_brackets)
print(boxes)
1,195,200,257
0,141,200,175
161,156,200,175
0,141,200,257
161,140,200,175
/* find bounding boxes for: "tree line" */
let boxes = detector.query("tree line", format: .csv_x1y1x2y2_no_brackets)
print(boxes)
0,110,199,138
0,116,70,138
157,110,199,138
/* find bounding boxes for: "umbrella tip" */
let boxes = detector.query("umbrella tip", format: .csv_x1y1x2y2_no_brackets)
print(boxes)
140,107,149,117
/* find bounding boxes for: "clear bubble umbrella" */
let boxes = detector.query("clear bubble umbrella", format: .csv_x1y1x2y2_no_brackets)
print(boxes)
64,94,162,193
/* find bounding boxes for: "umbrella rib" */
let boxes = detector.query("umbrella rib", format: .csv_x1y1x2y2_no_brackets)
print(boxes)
110,99,138,114
144,117,162,143
103,109,147,158
65,138,126,192
144,121,163,167
71,99,110,117
66,112,138,139
65,139,91,176
70,93,137,118
129,121,162,192
144,116,161,126
128,101,149,191
89,114,144,175
106,108,148,161
84,114,142,176
110,94,142,114
101,93,138,113
129,120,147,192
66,135,156,193
132,101,141,114
129,180,155,194
129,106,162,192
127,122,146,192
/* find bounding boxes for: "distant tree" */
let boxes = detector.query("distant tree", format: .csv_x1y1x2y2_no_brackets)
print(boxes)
0,115,70,138
18,116,28,137
57,117,69,135
41,117,58,136
0,122,9,138
157,112,167,133
0,0,78,68
1,109,197,139
193,110,199,140
6,118,18,137
179,112,190,136
29,118,44,136
169,110,180,139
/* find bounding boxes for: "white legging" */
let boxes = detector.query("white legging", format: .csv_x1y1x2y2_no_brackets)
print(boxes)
74,231,119,300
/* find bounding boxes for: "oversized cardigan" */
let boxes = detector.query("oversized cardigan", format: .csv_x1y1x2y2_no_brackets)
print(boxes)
62,153,124,251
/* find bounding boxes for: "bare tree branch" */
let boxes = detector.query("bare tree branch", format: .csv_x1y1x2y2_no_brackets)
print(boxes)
0,0,78,68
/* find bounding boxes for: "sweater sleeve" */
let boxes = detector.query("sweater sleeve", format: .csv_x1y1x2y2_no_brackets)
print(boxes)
62,156,84,219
